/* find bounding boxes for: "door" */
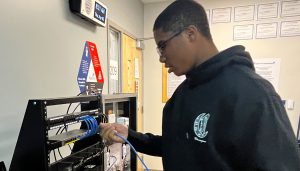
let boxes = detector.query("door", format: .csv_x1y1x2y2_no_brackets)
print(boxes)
122,33,144,171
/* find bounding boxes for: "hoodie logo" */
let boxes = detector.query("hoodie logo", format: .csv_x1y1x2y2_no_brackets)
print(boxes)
194,113,210,143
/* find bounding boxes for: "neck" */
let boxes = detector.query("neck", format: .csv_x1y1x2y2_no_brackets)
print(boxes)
195,39,219,67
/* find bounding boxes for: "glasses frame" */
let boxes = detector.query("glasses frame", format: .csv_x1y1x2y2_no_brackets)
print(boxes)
156,29,185,57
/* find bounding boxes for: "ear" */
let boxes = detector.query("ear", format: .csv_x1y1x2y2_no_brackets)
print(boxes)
184,25,198,42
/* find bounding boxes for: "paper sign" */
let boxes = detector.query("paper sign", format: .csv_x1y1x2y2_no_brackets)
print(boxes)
109,60,118,80
233,24,254,40
212,7,232,23
167,73,185,98
253,58,281,91
77,41,104,95
135,58,139,79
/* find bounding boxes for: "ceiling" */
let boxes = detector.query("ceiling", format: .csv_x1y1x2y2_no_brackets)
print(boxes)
140,0,168,4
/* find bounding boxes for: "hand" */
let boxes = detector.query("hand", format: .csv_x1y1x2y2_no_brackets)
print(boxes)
100,123,128,144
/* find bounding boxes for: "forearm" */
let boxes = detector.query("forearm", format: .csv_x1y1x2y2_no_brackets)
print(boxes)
127,129,162,157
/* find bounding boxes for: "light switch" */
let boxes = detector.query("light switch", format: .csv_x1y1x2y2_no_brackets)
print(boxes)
286,99,294,110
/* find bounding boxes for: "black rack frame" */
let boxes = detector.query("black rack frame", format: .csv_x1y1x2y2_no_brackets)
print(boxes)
9,95,103,171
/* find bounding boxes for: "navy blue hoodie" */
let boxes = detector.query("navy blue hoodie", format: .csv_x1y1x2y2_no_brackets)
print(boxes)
128,45,300,171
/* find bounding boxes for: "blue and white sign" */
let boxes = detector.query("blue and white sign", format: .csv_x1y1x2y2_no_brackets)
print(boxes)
77,42,91,93
94,1,107,23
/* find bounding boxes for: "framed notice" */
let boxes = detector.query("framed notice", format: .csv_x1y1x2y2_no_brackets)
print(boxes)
162,66,185,103
280,20,300,37
234,5,255,22
212,7,232,23
253,58,281,91
256,22,278,39
281,0,300,17
233,24,254,40
257,3,279,20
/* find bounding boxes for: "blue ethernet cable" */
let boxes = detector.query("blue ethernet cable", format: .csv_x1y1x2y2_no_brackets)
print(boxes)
88,115,98,134
84,119,91,137
114,132,150,171
89,116,98,134
85,116,93,134
86,116,95,135
84,116,93,134
81,115,98,137
88,117,95,135
79,116,92,139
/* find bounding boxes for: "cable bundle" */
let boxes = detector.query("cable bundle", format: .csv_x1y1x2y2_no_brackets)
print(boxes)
79,115,99,139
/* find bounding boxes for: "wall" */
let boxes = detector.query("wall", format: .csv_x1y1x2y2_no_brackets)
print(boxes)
0,0,143,167
143,1,171,170
144,0,300,170
202,0,300,132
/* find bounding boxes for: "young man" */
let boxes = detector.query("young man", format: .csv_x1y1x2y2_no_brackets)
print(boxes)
101,1,300,170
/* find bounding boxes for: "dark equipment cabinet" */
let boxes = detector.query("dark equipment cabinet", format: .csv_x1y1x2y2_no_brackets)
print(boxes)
9,93,137,171
9,95,105,171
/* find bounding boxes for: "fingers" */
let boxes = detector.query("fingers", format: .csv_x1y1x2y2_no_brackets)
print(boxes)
100,123,109,128
100,124,114,139
100,123,124,144
108,130,123,143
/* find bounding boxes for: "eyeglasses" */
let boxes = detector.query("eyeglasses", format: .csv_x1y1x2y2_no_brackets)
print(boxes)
156,29,185,57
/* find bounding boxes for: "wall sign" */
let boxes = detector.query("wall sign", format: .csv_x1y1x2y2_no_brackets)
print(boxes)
77,41,104,95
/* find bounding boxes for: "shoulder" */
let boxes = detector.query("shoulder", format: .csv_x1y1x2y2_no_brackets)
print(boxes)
220,65,281,104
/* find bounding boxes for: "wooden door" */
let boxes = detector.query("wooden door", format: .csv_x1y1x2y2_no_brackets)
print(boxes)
122,34,135,93
122,33,144,171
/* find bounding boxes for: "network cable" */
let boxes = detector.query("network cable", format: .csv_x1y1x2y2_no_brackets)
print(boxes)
106,155,117,171
51,91,100,162
53,149,57,161
58,90,90,135
114,132,150,171
57,148,63,159
79,115,99,139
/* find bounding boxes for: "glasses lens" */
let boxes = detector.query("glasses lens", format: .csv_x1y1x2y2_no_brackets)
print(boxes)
156,29,183,57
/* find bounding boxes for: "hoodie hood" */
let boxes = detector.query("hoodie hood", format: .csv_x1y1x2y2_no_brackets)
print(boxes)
186,45,254,87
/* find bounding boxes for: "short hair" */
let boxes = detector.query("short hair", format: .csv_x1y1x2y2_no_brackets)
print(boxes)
153,0,212,40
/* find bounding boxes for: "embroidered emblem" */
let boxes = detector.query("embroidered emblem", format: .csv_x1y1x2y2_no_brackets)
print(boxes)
193,113,210,143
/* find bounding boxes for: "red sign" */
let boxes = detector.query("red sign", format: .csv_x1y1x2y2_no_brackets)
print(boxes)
87,41,104,83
